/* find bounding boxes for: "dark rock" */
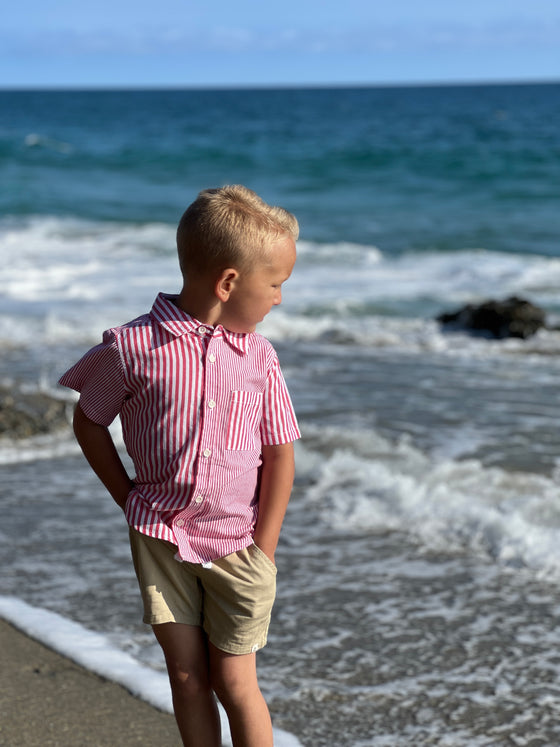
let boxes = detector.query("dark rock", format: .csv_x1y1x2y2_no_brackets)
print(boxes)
437,296,546,339
0,387,71,438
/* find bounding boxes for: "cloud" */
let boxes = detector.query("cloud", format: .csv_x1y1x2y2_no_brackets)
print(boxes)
2,16,559,59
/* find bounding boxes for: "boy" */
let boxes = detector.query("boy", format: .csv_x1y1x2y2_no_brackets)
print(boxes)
59,185,301,747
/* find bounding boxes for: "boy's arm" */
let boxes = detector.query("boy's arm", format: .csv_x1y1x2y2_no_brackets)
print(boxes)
73,402,134,511
253,441,295,564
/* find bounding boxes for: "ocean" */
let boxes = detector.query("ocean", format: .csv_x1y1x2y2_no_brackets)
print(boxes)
2,83,560,745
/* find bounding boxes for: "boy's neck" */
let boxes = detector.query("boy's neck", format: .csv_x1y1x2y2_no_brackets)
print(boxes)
175,282,221,328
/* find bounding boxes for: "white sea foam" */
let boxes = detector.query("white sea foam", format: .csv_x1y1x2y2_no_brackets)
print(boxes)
24,132,74,153
261,308,560,360
0,596,174,709
293,240,560,309
0,597,302,747
0,413,127,465
3,217,560,357
0,216,179,346
298,425,560,581
0,430,79,464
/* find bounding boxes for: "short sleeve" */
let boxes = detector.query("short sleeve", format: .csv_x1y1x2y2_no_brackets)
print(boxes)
261,354,301,446
58,330,126,426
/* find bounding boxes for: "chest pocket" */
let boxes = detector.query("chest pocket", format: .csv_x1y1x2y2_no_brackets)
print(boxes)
226,391,264,450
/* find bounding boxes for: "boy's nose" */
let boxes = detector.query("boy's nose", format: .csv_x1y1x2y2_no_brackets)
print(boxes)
273,289,282,305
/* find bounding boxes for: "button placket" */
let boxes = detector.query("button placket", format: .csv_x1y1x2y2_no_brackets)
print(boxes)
192,336,219,514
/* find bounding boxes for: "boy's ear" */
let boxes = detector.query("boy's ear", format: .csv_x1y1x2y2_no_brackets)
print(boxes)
215,268,239,302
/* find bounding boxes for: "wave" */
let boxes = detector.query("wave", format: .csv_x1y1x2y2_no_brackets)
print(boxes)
297,425,560,582
0,216,179,350
294,241,560,312
24,133,74,154
262,309,560,358
3,216,560,358
0,430,80,465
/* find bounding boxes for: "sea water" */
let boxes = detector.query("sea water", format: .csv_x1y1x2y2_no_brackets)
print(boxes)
2,84,560,745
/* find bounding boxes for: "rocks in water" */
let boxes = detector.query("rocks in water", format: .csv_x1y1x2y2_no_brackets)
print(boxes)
437,296,546,339
0,387,71,438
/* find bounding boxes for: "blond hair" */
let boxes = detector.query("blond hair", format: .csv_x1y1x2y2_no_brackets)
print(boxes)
176,185,299,277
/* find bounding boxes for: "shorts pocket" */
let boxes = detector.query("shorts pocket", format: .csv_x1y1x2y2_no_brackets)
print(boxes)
226,391,263,450
251,543,278,575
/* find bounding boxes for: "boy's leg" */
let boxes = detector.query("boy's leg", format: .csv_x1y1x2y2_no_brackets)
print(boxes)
153,622,221,747
208,642,273,747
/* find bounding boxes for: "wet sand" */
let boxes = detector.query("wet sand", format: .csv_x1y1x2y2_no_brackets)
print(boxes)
0,618,181,746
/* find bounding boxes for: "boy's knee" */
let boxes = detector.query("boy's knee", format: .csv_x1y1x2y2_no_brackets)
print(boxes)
210,663,259,708
167,662,212,699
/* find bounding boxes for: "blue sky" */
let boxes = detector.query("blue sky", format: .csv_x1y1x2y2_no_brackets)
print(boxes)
3,0,560,88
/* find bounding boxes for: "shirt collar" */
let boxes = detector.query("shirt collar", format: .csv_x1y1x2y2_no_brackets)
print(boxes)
150,293,249,354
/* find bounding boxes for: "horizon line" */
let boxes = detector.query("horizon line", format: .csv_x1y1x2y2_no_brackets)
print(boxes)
1,76,559,93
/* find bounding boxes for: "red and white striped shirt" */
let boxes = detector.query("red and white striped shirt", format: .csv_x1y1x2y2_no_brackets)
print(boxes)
59,293,301,563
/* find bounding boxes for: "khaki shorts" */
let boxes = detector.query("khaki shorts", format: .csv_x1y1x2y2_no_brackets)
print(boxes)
129,528,277,655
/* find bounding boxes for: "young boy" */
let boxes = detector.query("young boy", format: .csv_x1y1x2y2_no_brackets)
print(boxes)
59,185,301,747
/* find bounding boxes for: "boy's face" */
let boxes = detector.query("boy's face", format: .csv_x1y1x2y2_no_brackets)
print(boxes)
220,235,296,334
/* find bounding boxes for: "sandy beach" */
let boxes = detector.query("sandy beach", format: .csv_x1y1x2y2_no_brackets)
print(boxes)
0,618,181,746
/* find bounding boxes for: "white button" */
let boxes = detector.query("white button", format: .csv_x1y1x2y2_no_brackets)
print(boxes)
203,448,211,458
195,495,204,504
175,519,185,527
198,326,207,335
202,561,213,569
207,399,216,409
208,353,216,363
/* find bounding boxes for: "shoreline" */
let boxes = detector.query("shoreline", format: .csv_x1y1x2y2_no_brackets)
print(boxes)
0,601,303,747
0,617,181,746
